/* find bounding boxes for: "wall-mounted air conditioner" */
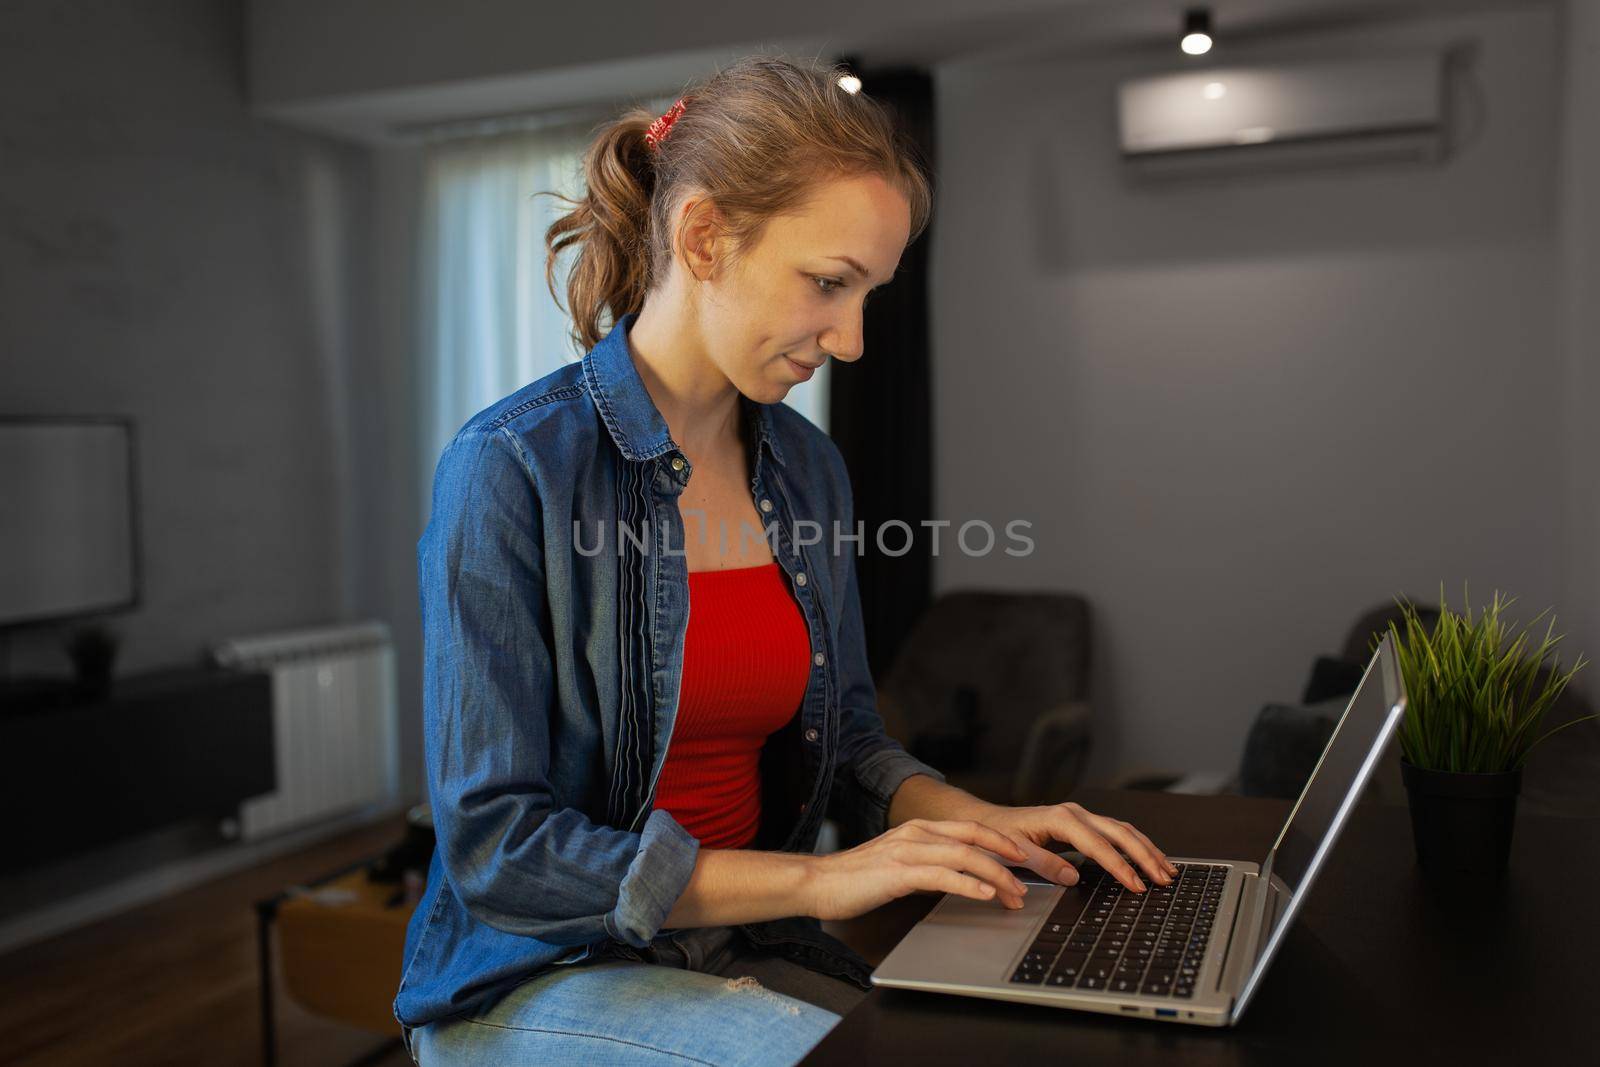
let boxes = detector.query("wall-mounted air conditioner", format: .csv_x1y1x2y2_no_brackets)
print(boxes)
1117,53,1446,178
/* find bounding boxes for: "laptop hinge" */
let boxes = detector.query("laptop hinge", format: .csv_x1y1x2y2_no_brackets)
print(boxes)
1216,869,1269,1003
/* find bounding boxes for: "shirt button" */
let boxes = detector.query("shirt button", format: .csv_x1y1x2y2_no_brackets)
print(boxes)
670,456,685,471
804,728,820,743
759,498,773,513
795,572,807,587
813,652,825,667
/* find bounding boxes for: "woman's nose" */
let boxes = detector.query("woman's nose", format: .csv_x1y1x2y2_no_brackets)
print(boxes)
823,319,865,363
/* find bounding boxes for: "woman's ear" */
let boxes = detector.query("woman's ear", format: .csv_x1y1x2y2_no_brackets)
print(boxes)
676,196,728,284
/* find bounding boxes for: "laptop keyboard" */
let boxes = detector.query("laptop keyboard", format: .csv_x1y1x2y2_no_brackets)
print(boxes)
1007,861,1227,999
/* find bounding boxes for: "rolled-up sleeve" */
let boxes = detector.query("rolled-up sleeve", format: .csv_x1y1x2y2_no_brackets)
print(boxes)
821,441,946,843
419,427,699,948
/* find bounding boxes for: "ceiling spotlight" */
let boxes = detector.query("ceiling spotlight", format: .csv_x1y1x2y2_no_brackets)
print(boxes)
1181,8,1214,55
838,73,862,94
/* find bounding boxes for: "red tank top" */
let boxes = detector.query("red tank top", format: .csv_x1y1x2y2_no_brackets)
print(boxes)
649,561,811,849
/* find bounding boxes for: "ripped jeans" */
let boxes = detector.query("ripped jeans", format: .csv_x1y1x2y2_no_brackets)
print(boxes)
409,924,867,1066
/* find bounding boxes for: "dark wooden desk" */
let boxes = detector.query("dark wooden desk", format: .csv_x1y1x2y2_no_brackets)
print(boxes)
806,788,1598,1063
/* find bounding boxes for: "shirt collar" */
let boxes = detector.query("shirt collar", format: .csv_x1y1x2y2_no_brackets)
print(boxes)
582,310,789,469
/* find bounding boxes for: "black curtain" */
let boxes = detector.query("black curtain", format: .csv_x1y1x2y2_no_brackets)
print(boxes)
827,63,936,681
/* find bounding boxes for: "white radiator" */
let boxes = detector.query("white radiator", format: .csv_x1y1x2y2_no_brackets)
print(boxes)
211,621,399,842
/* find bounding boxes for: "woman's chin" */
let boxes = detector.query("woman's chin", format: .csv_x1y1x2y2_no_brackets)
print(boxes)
747,370,793,404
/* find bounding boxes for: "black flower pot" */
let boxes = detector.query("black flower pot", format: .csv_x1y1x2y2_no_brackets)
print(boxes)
1400,759,1521,878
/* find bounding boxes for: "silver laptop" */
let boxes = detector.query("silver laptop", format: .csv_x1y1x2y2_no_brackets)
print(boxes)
872,631,1408,1027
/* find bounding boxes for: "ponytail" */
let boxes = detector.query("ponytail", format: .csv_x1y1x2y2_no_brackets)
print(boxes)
544,55,933,355
543,110,659,353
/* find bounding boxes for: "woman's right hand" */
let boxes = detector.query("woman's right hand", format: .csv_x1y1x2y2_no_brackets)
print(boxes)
802,818,1035,921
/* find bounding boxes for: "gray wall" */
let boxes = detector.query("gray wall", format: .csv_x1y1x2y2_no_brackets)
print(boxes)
247,0,1081,108
931,2,1580,782
0,0,380,896
365,145,427,805
1,0,368,671
1559,0,1600,751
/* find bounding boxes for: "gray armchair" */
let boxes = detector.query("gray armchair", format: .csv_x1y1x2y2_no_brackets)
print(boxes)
874,591,1094,810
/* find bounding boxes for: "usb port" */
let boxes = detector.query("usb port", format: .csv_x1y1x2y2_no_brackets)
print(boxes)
1155,1009,1178,1018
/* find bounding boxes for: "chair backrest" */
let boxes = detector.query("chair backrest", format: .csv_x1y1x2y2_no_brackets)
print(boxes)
1340,602,1440,664
877,591,1091,778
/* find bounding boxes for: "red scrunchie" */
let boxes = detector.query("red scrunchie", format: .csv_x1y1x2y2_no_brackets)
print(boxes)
644,97,688,153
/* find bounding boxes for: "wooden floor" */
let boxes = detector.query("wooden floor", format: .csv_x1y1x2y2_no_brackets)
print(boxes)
0,817,416,1067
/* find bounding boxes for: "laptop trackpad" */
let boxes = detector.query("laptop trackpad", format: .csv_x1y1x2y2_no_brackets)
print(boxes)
874,885,1063,986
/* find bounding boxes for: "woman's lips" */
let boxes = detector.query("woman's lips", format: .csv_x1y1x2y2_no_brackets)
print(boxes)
784,354,819,380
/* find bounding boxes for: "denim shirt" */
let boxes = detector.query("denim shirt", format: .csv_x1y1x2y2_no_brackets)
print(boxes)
393,310,947,1035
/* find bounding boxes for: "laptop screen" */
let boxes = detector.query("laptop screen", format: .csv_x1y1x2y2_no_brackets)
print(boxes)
1233,632,1407,1017
1270,634,1406,889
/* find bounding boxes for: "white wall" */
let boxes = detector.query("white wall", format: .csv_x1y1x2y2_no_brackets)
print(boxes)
930,3,1575,781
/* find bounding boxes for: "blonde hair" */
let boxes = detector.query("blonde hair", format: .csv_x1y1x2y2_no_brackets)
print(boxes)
544,54,933,353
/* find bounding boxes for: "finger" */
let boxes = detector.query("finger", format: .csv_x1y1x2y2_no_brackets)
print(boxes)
1009,836,1081,887
909,865,1001,905
1086,815,1173,885
1056,809,1146,892
915,819,1030,864
913,842,1030,907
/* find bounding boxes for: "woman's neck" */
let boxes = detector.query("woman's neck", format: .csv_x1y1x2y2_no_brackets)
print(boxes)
627,297,742,460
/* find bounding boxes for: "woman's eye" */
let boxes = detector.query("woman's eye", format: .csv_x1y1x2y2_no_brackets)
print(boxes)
812,276,844,296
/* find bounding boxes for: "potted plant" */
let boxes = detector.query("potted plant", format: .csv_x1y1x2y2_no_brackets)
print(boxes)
1385,586,1590,877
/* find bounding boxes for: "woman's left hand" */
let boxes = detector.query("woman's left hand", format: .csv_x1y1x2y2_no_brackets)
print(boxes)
973,801,1178,894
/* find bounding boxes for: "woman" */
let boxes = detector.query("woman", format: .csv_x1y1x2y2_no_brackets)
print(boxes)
397,55,1177,1066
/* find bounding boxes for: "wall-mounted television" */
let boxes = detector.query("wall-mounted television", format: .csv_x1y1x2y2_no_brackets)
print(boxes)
0,416,141,629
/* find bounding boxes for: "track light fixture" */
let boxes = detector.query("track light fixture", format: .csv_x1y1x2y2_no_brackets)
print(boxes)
1182,8,1214,56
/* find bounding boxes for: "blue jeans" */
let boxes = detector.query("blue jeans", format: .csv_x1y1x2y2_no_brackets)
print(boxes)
409,925,865,1065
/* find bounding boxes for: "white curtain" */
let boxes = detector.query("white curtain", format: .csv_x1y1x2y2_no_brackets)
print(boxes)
417,122,589,483
417,121,829,515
